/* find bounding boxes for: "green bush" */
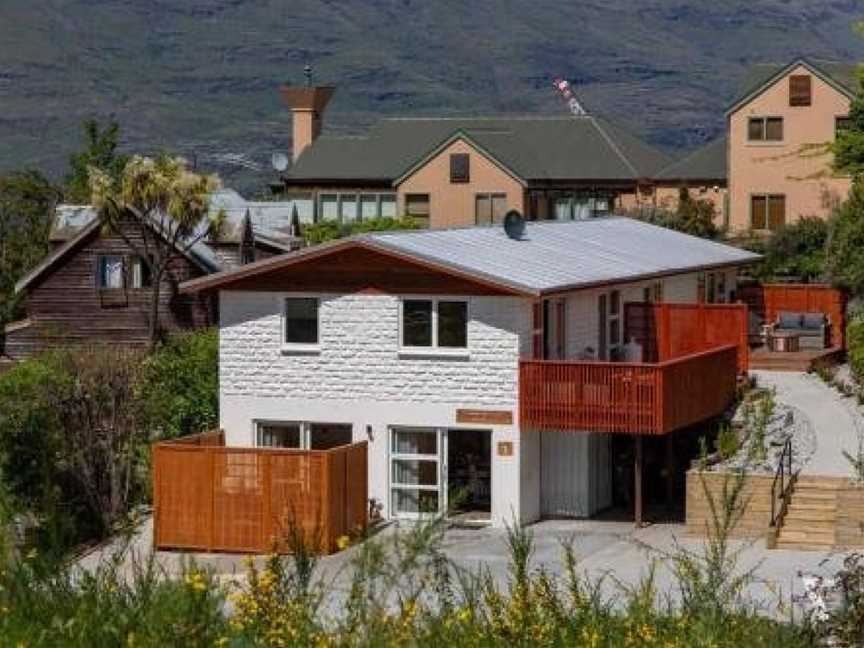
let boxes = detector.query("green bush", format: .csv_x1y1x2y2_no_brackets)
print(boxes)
139,329,219,440
303,216,421,245
848,315,864,384
747,216,829,282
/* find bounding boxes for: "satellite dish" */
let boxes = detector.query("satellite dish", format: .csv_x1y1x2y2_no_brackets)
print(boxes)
271,152,289,172
503,210,526,240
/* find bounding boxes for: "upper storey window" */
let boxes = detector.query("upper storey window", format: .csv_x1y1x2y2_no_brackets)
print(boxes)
748,117,783,142
450,153,470,183
789,75,812,107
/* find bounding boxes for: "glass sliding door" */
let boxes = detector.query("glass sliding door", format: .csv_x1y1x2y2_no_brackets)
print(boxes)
390,427,442,518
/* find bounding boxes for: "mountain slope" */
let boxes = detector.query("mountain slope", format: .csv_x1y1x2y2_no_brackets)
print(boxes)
0,0,862,193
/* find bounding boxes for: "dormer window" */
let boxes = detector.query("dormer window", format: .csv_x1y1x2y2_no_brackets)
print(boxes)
789,75,812,107
450,153,470,183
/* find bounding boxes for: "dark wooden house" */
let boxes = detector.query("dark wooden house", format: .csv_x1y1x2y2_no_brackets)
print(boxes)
2,190,301,362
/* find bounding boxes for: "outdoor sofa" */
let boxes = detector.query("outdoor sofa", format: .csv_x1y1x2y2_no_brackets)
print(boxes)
769,310,828,350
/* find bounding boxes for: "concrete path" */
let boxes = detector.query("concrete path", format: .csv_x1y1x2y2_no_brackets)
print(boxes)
752,370,862,477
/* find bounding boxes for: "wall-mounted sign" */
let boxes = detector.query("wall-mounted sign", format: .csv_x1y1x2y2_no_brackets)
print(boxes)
497,441,514,457
456,409,513,425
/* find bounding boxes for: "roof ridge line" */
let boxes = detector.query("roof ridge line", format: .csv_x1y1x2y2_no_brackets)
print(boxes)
589,118,639,178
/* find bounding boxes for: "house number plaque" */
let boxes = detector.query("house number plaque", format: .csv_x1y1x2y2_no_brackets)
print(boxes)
497,441,514,457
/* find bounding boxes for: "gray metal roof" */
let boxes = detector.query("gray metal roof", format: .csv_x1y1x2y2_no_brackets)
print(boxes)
655,137,727,182
287,116,671,183
362,217,759,294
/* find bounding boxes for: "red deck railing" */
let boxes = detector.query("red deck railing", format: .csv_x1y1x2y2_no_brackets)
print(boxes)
519,344,738,435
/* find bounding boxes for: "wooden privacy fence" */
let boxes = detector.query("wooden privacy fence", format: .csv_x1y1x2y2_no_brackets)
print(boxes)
625,302,749,374
153,432,368,554
739,283,847,348
519,345,738,435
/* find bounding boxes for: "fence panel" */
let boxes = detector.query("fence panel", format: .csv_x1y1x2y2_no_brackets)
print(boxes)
153,436,367,554
625,302,748,373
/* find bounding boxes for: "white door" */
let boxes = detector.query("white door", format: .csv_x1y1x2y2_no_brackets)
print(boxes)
390,427,444,518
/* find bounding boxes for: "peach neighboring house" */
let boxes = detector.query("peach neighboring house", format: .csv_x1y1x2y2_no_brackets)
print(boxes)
726,58,858,234
277,86,676,228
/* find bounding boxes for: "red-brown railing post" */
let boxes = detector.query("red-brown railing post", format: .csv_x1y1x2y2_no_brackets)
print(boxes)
262,452,272,553
207,446,215,552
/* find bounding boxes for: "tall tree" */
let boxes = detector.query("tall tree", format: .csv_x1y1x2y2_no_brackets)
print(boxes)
89,155,223,348
0,171,60,338
825,181,864,296
64,119,128,203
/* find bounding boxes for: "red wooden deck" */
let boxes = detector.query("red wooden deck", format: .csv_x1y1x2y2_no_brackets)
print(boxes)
519,345,739,435
749,345,845,372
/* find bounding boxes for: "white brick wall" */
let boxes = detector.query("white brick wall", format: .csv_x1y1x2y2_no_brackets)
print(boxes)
220,292,531,407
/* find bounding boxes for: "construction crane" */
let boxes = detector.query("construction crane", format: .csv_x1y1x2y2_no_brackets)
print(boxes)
552,77,587,116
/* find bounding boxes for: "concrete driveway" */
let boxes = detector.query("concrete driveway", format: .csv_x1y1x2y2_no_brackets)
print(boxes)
78,516,850,619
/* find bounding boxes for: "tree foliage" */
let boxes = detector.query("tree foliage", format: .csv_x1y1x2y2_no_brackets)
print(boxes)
746,216,829,282
64,119,128,204
139,328,219,439
629,187,719,239
833,66,864,179
89,155,223,347
825,179,864,296
0,171,60,332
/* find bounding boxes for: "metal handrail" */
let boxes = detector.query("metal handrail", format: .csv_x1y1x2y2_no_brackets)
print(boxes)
770,437,796,528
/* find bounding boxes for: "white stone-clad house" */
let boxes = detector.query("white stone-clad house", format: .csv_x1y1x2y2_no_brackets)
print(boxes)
180,218,759,527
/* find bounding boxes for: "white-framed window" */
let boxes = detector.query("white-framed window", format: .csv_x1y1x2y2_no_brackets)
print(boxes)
390,427,442,518
317,192,397,223
255,421,352,450
96,255,124,289
608,289,622,357
282,296,320,351
131,257,153,289
400,298,468,353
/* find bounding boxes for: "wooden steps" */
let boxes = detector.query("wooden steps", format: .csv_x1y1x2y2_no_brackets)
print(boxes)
775,477,844,550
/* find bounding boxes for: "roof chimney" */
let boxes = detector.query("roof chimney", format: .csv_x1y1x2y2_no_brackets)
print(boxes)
279,73,334,162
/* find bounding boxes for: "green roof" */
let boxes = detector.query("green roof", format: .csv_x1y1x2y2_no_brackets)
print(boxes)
655,137,727,182
728,58,860,115
286,116,672,184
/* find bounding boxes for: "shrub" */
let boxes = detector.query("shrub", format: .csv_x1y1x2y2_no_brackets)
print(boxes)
825,180,864,297
139,329,219,440
848,315,864,384
747,216,829,282
303,216,421,245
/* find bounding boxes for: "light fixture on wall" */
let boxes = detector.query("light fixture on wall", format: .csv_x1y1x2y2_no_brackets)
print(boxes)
366,425,374,442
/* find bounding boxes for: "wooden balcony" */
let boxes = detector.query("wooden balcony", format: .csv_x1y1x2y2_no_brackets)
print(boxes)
519,344,739,435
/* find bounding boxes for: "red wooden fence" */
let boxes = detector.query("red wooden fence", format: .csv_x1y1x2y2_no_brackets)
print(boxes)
739,283,846,349
519,345,738,435
153,432,368,554
625,302,749,374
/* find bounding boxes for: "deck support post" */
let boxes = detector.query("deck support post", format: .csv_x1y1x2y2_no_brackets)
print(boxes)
634,436,644,527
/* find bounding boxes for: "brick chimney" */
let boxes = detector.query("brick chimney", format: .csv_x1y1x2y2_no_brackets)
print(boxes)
279,85,335,162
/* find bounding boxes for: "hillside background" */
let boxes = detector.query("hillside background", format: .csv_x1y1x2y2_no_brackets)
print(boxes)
1,0,863,194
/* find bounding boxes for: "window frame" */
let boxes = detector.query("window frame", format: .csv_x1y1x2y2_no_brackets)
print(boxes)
747,116,784,143
281,295,321,353
131,256,154,289
96,254,125,290
789,74,812,107
398,297,470,357
253,420,353,450
836,115,852,137
474,192,508,225
449,153,470,184
750,193,786,232
316,192,397,223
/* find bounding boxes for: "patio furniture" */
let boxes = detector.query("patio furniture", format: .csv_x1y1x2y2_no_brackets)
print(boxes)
769,310,828,350
768,331,800,353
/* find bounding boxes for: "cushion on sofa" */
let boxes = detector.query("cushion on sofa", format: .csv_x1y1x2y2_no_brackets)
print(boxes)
777,311,803,329
802,312,826,330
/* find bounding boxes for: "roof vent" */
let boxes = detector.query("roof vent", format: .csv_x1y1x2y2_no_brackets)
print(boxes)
503,210,526,240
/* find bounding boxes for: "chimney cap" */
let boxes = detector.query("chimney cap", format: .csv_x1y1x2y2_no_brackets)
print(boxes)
279,86,335,113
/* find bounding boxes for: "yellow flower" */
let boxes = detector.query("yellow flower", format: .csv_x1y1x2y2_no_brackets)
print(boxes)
24,548,37,561
336,535,351,551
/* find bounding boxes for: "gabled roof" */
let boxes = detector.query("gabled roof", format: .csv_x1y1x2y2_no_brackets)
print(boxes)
655,137,727,183
286,116,672,184
15,213,223,294
181,217,759,297
727,58,859,116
